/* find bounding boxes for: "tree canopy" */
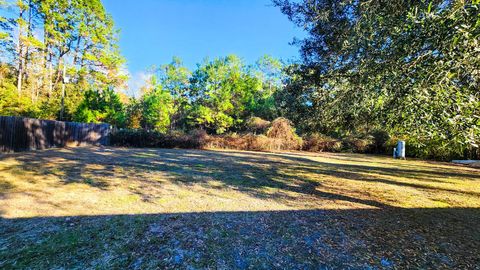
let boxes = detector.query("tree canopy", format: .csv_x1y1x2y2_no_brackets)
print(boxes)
127,55,283,134
1,0,478,160
0,0,126,120
274,0,480,157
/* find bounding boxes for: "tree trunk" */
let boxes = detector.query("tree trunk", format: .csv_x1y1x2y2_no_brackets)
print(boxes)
26,0,33,101
60,61,66,120
73,36,82,66
48,53,53,96
43,11,52,97
16,6,25,94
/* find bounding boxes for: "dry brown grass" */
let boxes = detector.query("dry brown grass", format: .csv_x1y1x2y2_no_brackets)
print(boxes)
0,147,479,268
0,147,478,218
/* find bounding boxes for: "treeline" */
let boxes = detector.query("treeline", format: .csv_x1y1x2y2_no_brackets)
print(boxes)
0,0,286,142
0,0,125,120
1,0,479,160
70,55,283,134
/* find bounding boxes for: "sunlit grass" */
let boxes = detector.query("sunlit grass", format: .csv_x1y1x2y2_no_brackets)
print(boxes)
0,147,479,268
0,147,478,218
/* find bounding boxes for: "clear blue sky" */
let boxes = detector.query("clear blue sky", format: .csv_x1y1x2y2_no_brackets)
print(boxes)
102,0,305,91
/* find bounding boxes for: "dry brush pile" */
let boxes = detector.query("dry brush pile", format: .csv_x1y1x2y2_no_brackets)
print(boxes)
112,116,461,159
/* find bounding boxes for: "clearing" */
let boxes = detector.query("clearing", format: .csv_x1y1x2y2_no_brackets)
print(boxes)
0,147,479,269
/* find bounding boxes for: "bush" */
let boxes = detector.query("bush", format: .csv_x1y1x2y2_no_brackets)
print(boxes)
110,129,207,149
111,123,480,161
244,117,271,134
188,129,209,148
244,134,284,151
111,128,300,152
205,133,293,152
112,127,479,161
370,129,390,153
385,135,480,161
343,135,374,153
303,133,343,152
266,117,302,150
204,133,245,150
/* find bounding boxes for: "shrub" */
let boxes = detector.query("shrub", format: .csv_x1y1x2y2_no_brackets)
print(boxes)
370,129,390,153
204,133,292,151
343,135,374,153
246,134,284,151
205,133,245,150
111,128,300,152
303,133,342,152
112,127,479,161
110,129,206,149
188,129,209,148
244,117,271,134
266,117,302,150
385,135,480,161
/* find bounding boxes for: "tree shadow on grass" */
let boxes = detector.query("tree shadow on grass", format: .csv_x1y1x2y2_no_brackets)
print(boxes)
0,147,479,207
0,208,479,269
276,151,480,182
0,176,15,199
1,147,480,268
123,148,480,204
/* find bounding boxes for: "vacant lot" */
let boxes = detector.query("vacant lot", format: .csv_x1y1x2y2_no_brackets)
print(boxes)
0,147,479,269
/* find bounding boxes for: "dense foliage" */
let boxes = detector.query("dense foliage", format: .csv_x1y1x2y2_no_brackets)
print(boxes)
74,88,125,127
0,0,126,120
122,55,284,134
274,0,480,159
1,0,478,160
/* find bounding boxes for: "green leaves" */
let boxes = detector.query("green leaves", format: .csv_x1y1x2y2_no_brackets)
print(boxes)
187,55,275,133
74,88,126,127
0,0,126,121
128,55,283,134
275,0,480,158
141,83,174,133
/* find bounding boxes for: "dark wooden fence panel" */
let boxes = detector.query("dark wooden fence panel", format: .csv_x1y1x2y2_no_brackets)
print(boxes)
0,116,111,152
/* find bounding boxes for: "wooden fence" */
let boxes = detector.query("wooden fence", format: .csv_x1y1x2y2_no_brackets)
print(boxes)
0,116,111,152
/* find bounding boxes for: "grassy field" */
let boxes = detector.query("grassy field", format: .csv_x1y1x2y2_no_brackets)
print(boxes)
0,147,479,269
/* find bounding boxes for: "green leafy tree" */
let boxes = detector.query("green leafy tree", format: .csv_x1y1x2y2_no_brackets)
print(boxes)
125,97,143,129
0,0,126,121
141,77,175,132
157,57,191,130
251,55,284,120
275,0,480,158
188,55,263,133
74,87,126,127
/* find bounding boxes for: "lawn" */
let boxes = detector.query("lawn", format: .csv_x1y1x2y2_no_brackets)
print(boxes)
0,147,479,269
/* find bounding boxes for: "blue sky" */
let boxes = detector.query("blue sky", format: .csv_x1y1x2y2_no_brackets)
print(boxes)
102,0,305,93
